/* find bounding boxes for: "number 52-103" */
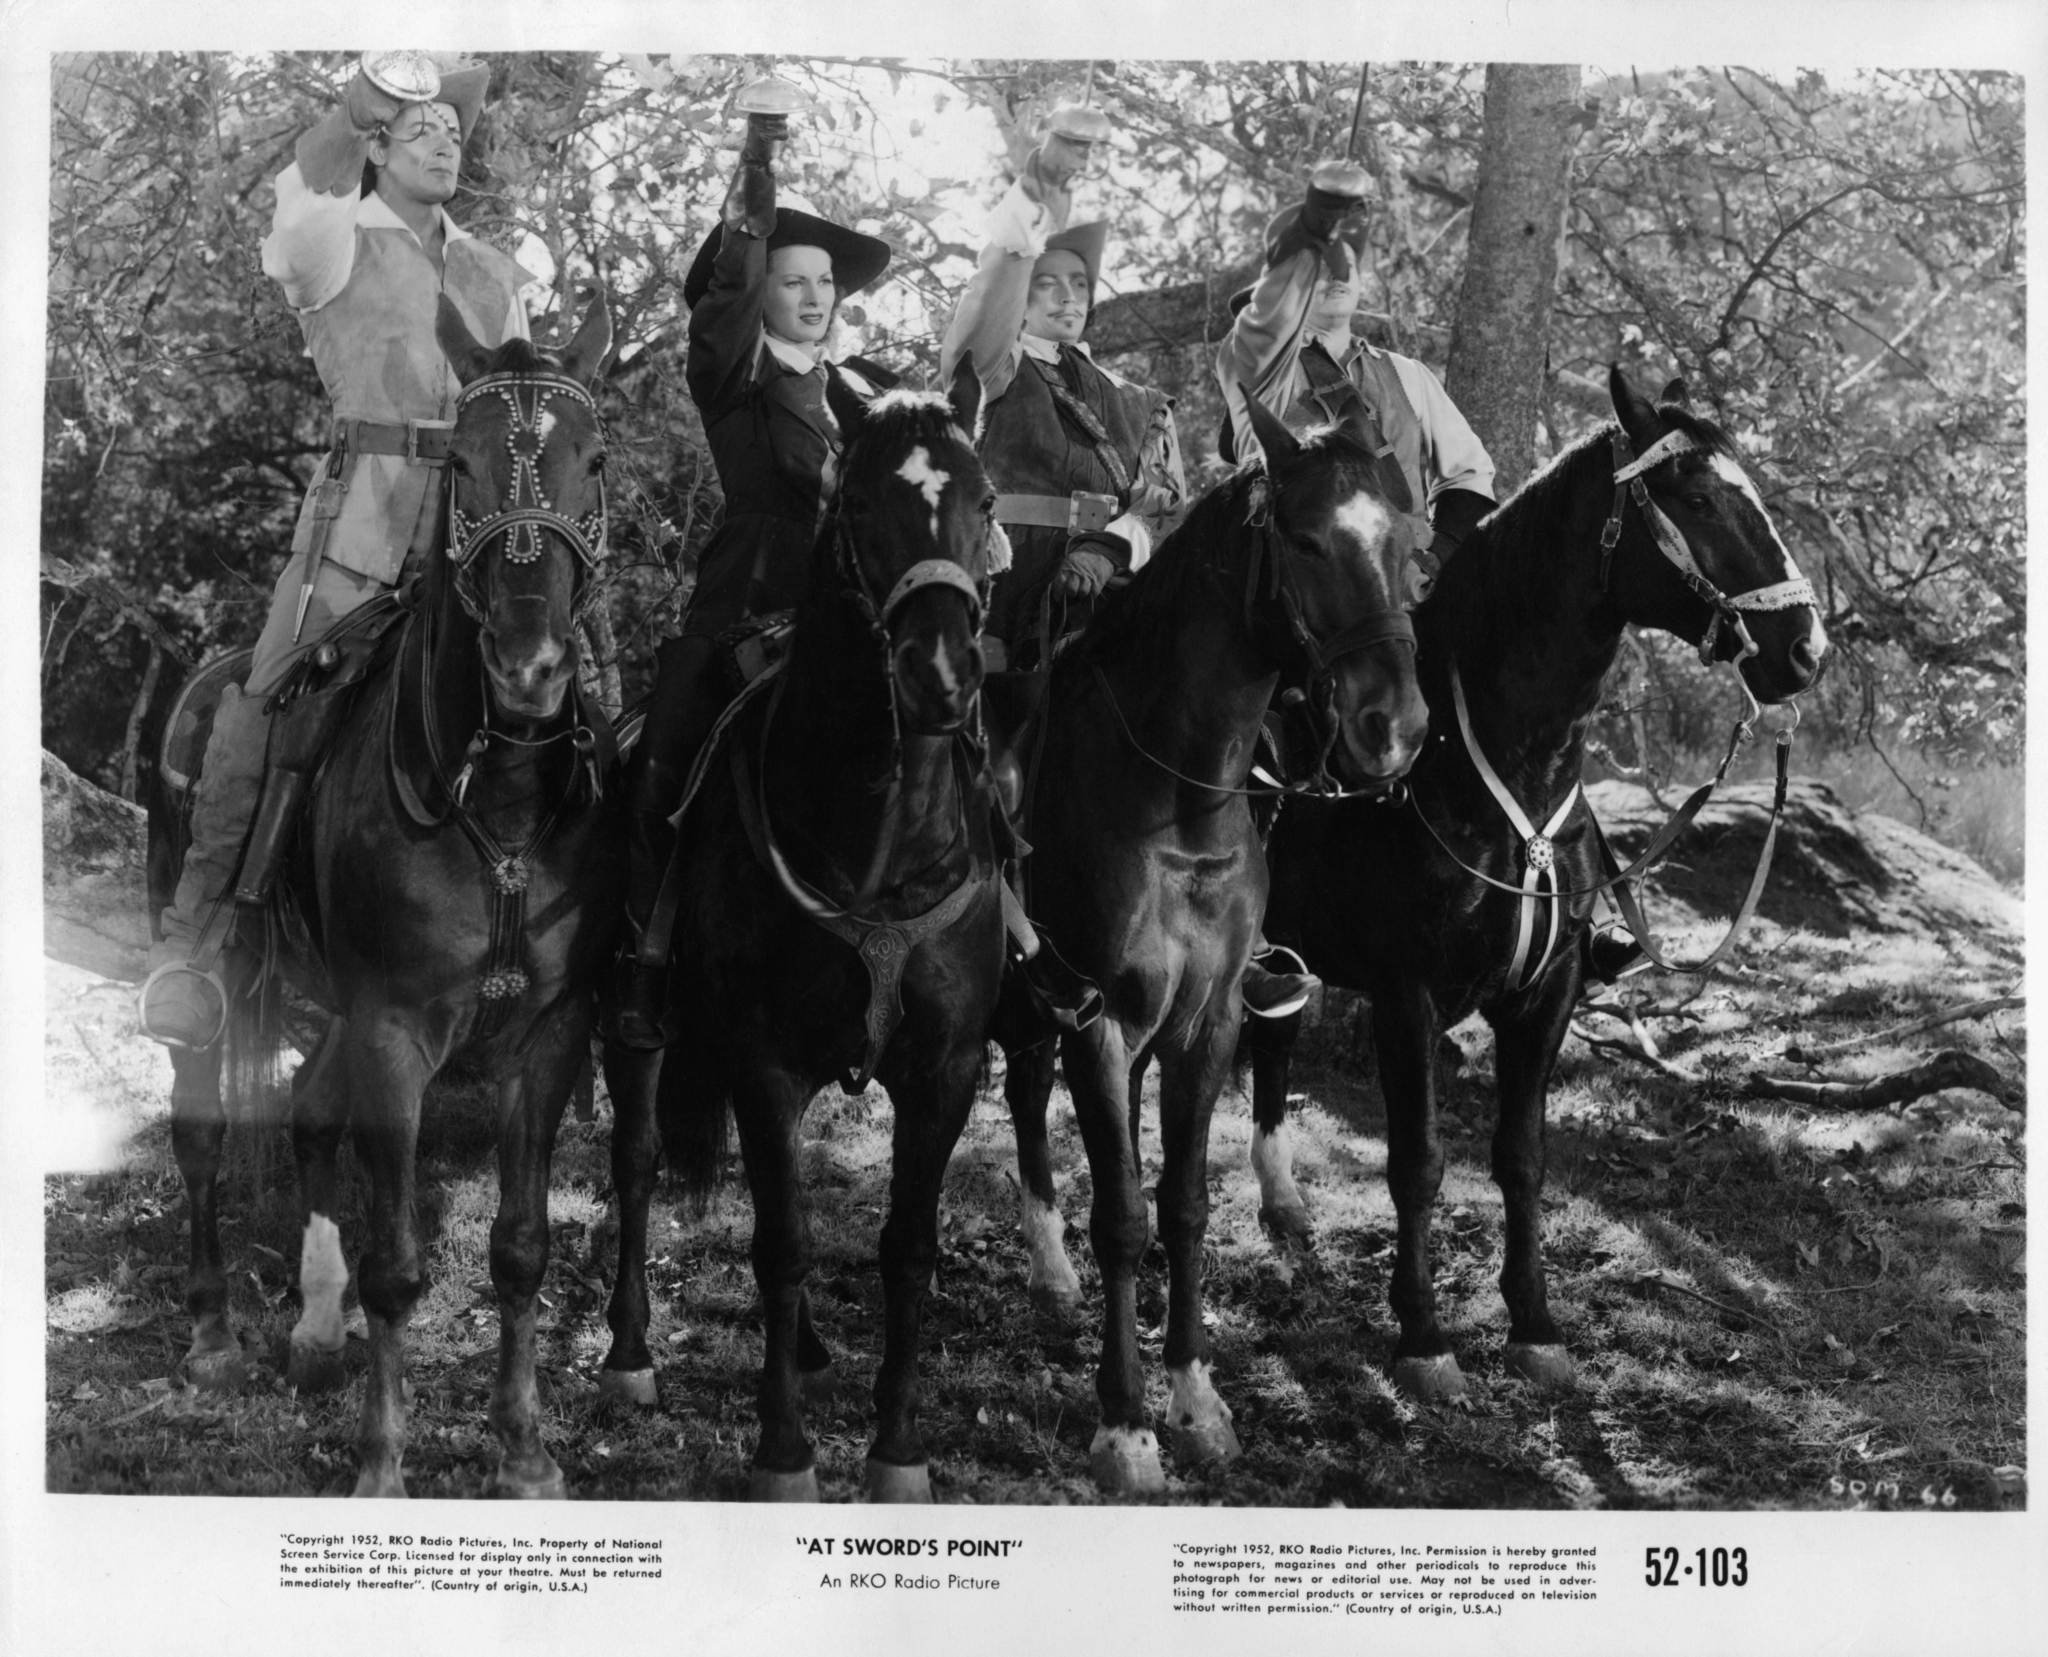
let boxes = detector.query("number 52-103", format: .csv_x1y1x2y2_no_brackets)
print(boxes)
1645,1547,1748,1587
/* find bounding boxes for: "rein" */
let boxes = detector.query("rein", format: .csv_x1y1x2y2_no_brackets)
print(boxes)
385,364,614,1029
1600,428,1816,666
1410,421,1818,992
1085,471,1416,805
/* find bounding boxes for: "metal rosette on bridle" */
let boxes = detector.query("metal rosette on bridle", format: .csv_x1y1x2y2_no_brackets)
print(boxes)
445,372,609,622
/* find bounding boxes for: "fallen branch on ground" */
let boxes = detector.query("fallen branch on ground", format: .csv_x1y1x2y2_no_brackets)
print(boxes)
1569,1020,1690,1080
1632,1269,1783,1335
1785,993,2023,1063
1746,1049,2019,1112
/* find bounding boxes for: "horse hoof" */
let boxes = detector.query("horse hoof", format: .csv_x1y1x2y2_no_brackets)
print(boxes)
352,1467,408,1499
596,1366,659,1409
799,1363,838,1409
1088,1426,1167,1498
1169,1417,1242,1467
491,1456,567,1500
1258,1202,1314,1248
287,1338,348,1396
1503,1343,1577,1393
864,1458,933,1504
185,1342,247,1393
1391,1353,1468,1403
749,1465,822,1503
1028,1281,1087,1331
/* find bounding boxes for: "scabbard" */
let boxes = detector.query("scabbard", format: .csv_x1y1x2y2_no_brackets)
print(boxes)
292,435,352,643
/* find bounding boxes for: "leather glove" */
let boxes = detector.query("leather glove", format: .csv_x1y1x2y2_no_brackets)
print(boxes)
297,69,411,196
722,116,788,239
1427,487,1493,562
1054,544,1118,599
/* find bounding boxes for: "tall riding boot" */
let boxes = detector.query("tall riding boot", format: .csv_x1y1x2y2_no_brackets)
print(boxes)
606,635,724,1049
140,684,272,1049
234,682,356,906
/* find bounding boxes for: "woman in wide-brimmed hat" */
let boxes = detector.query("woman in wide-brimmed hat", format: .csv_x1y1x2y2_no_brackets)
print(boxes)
609,98,896,1049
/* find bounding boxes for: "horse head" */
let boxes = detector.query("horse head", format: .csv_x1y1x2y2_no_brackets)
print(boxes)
434,292,614,726
826,383,993,735
1241,389,1430,785
1606,366,1827,704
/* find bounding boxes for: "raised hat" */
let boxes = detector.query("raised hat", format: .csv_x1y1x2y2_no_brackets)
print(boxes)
684,209,893,310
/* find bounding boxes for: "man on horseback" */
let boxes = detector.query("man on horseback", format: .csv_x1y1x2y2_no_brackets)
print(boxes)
938,108,1185,668
607,86,897,1050
139,52,536,1049
1216,164,1502,1013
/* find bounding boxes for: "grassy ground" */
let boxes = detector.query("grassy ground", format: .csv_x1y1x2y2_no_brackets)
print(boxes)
45,917,2025,1508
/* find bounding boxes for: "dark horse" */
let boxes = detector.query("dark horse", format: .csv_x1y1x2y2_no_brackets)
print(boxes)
1247,366,1827,1400
151,295,620,1496
599,389,1003,1502
1001,395,1430,1497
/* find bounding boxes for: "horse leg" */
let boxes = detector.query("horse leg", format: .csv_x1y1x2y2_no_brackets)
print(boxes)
344,1018,432,1499
1065,1023,1163,1497
1491,969,1580,1393
287,1021,351,1395
596,1041,663,1408
168,1043,244,1390
1376,980,1465,1402
1155,1034,1241,1469
1129,1053,1157,1254
1005,1039,1083,1326
1244,1008,1312,1245
728,1064,821,1502
485,1019,587,1499
796,1289,837,1407
866,1042,983,1503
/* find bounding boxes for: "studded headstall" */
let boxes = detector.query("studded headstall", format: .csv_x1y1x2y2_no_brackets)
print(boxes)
445,372,609,626
1601,429,1817,668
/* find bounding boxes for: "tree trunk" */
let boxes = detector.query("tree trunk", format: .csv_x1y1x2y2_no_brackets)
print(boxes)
1445,64,1582,494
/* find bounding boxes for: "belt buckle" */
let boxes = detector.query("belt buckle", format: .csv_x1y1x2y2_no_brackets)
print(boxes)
407,420,451,466
1068,492,1116,535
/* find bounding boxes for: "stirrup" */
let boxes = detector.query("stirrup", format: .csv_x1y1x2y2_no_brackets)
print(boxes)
1242,944,1316,1019
136,960,230,1052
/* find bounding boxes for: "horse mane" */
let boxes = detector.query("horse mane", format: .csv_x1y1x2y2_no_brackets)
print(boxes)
838,390,969,480
1064,424,1384,674
1431,404,1741,654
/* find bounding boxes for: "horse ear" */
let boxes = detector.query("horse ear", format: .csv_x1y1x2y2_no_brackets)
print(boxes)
557,289,613,387
825,367,871,441
1659,376,1692,409
436,295,495,387
1608,364,1665,453
947,352,983,439
1239,383,1300,471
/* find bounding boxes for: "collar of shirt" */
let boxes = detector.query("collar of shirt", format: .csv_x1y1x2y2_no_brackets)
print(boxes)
762,331,827,378
1020,332,1093,365
356,190,470,248
1312,325,1381,364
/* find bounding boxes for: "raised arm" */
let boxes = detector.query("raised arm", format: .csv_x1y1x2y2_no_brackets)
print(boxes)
686,110,788,417
939,174,1069,405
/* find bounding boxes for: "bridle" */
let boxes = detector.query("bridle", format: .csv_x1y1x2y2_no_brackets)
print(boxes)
445,371,609,626
1601,427,1816,675
1098,466,1417,804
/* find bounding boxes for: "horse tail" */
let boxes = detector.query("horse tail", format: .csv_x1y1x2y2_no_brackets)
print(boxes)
654,1047,732,1216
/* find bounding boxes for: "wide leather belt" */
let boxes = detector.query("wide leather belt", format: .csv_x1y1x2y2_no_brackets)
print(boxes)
994,490,1119,535
335,417,455,466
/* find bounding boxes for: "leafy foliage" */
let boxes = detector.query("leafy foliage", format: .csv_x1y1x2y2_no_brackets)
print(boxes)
42,55,2021,796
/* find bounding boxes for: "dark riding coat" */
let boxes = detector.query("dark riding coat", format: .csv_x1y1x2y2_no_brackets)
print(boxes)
682,225,889,640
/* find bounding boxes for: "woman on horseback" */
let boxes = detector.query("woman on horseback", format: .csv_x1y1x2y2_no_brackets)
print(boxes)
610,91,895,1049
139,52,534,1050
